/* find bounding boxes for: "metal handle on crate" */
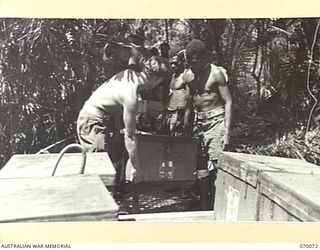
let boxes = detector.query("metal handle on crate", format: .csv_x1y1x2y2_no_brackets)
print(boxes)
51,143,87,176
36,136,76,154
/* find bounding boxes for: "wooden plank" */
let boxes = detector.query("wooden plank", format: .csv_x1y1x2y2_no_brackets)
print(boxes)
259,172,320,222
214,152,320,221
222,152,316,167
0,175,119,222
0,152,116,186
218,152,320,187
118,211,215,221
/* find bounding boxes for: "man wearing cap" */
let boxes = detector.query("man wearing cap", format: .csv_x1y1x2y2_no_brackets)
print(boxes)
162,50,194,136
76,56,172,182
102,33,150,77
185,39,232,210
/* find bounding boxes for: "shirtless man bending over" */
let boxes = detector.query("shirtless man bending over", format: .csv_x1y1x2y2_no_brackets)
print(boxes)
185,39,232,210
77,56,172,182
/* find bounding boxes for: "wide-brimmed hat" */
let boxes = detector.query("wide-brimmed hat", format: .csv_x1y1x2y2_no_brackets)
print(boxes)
169,55,179,63
107,39,140,49
106,32,145,49
128,33,145,47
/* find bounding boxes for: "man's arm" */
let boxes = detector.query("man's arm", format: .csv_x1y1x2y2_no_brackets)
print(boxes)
183,70,195,134
183,85,193,134
216,70,232,149
102,43,109,62
123,102,140,181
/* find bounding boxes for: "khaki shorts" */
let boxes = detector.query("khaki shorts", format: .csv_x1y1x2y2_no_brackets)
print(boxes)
194,111,225,171
76,109,123,163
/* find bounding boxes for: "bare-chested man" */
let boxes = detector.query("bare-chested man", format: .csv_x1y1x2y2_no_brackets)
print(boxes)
77,56,172,182
162,50,194,136
185,39,232,210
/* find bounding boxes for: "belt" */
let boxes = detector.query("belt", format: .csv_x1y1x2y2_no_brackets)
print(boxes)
195,106,225,120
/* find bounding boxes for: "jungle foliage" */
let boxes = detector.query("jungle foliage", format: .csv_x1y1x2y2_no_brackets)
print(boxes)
1,18,320,168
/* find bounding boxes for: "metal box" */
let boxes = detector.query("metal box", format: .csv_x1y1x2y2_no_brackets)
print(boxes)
214,152,320,221
259,172,320,222
0,152,116,186
137,134,198,182
0,175,119,222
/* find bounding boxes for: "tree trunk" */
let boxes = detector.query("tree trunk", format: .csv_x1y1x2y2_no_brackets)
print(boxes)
252,20,264,103
165,19,169,44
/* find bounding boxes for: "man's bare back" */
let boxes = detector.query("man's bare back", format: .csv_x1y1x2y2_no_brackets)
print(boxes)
77,56,172,182
85,70,146,112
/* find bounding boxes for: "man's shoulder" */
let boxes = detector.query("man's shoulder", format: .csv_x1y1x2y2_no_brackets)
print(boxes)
112,69,139,81
210,64,228,83
118,68,135,75
182,69,195,82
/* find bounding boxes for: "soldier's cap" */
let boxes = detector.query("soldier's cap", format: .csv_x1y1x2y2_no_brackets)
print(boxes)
186,39,210,58
106,33,144,49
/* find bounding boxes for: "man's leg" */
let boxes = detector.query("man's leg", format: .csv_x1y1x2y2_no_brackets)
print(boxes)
205,118,225,210
208,164,218,209
196,138,211,210
198,174,210,210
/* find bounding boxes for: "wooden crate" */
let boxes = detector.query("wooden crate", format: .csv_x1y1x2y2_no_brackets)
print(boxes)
214,152,320,221
0,175,119,222
0,152,116,186
120,135,198,214
259,172,320,222
137,134,198,182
